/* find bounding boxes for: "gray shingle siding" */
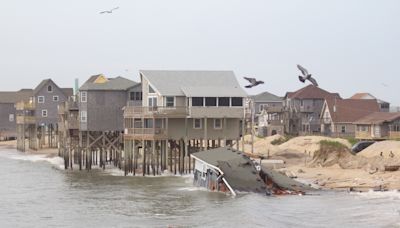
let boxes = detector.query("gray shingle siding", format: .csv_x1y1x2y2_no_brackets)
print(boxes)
34,80,69,125
79,90,128,131
0,103,16,137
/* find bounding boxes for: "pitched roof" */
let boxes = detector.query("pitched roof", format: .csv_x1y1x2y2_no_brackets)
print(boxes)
350,92,389,104
61,88,74,97
354,112,400,125
0,89,33,103
191,147,266,193
285,85,341,100
325,99,380,123
33,79,73,97
80,75,137,91
140,70,247,97
251,91,282,102
350,93,376,100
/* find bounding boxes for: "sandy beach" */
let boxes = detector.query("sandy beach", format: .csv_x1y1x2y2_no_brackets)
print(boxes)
0,140,58,157
243,135,400,192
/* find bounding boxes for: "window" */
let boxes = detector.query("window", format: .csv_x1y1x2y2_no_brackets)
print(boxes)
149,85,155,93
358,125,368,132
80,111,87,123
130,92,142,101
53,96,59,102
205,97,217,106
42,110,48,117
214,119,222,129
129,92,135,101
81,92,87,103
192,97,204,107
9,114,14,122
341,126,346,133
231,97,243,107
38,96,45,103
193,119,202,129
218,97,229,106
136,92,142,100
148,97,157,107
47,85,53,92
166,97,175,107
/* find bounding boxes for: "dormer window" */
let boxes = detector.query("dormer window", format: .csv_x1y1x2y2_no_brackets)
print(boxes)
47,85,53,93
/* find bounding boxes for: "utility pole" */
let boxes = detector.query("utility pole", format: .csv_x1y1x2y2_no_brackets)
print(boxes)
251,99,255,154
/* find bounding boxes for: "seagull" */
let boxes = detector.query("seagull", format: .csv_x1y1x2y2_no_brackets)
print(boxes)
244,77,264,88
297,64,318,87
99,7,119,14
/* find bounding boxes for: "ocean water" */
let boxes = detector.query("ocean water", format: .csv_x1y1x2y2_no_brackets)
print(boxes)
0,149,399,228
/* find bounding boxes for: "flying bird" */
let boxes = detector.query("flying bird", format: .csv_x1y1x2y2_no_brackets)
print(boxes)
297,64,318,87
244,77,264,88
99,7,119,14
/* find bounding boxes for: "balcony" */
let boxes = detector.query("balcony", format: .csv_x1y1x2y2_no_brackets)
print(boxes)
16,101,35,111
16,115,36,125
124,106,189,118
264,106,284,113
59,101,79,115
124,128,167,140
300,106,314,113
66,101,78,110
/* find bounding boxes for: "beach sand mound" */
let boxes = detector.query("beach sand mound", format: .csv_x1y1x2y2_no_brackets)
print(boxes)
308,141,400,171
244,135,352,157
358,141,400,158
277,136,351,157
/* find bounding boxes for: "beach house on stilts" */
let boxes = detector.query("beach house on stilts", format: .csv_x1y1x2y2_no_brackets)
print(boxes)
16,79,73,151
60,74,140,170
123,70,247,176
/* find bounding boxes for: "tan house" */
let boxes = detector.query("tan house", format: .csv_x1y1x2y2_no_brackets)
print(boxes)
320,99,380,137
354,112,400,140
123,70,247,176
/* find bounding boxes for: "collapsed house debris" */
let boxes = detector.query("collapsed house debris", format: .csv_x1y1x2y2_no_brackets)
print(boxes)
191,147,313,196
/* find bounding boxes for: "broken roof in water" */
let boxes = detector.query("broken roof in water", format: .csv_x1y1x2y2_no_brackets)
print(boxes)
191,147,267,194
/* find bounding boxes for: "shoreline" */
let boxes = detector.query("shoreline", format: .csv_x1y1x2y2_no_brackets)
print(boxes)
0,140,58,158
2,139,399,193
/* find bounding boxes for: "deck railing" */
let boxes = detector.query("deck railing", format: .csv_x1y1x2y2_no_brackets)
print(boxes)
125,128,166,136
15,101,35,111
16,115,36,125
124,106,189,117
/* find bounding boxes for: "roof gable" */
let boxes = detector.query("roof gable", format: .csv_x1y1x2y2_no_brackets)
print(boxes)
285,85,341,100
80,75,137,91
251,91,282,102
140,70,247,97
33,79,71,97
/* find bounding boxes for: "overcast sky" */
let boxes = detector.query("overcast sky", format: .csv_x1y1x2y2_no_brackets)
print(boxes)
1,0,399,105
